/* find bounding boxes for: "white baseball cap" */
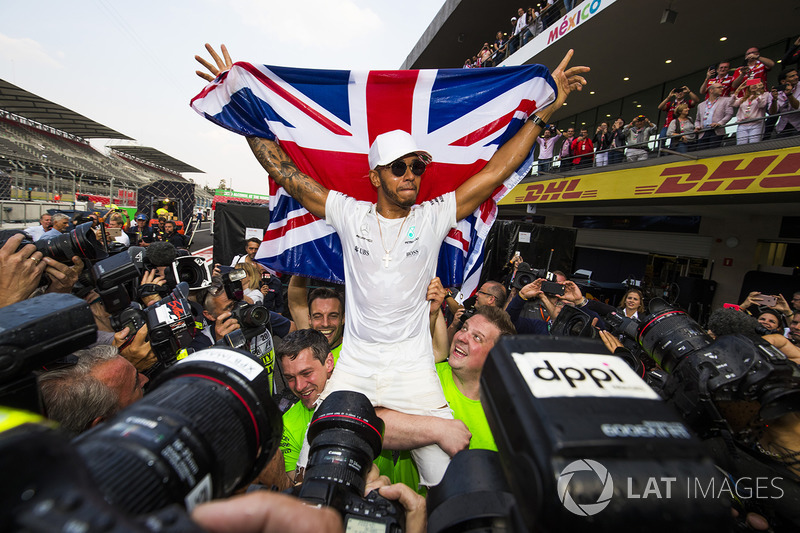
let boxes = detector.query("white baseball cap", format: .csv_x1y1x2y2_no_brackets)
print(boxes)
368,130,432,169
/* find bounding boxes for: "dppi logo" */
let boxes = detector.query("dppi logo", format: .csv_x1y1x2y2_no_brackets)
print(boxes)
557,459,614,516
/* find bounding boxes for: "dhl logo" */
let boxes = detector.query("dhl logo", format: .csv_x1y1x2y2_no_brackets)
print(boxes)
507,150,800,204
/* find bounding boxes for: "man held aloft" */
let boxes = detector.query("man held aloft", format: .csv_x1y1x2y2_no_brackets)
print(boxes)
195,43,588,486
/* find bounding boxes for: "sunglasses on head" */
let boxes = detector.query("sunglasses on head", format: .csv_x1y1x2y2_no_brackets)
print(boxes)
385,158,427,177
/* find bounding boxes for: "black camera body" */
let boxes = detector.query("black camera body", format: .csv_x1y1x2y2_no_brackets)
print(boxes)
145,283,196,368
231,300,270,332
512,264,564,295
0,293,97,413
0,347,281,530
289,391,404,532
429,336,730,532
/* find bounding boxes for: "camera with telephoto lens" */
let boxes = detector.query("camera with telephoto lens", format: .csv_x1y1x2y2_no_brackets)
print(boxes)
549,306,649,377
288,391,404,532
0,222,107,264
612,299,800,528
428,336,730,533
165,256,212,291
220,269,270,343
90,251,148,347
0,347,282,531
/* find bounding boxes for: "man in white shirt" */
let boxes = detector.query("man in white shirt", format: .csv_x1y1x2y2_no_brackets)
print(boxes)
230,237,261,267
196,44,588,486
770,68,800,138
26,213,52,241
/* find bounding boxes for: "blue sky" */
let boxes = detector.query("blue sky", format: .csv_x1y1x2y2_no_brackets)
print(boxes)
0,0,444,193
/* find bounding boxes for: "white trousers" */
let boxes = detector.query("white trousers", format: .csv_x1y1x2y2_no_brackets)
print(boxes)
296,364,454,487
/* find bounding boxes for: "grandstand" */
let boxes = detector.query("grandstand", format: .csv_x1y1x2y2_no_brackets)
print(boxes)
405,0,800,312
0,79,212,218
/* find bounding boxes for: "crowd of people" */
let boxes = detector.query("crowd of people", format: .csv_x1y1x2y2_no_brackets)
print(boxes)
536,44,800,173
2,34,799,532
462,2,571,69
467,32,800,171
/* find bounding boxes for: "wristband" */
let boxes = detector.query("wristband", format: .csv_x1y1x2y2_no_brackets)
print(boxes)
529,114,546,129
519,293,529,301
578,297,588,307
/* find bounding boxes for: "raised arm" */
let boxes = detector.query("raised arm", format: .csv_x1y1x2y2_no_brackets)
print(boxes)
454,50,589,221
195,44,329,219
246,138,329,218
287,275,311,329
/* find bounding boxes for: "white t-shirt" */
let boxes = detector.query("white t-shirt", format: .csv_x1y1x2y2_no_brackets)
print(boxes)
25,225,46,241
115,231,130,247
325,191,457,376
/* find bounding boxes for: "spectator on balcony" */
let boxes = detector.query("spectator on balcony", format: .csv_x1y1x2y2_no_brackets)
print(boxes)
732,80,769,145
666,104,696,154
695,82,734,150
657,85,699,142
540,0,558,29
525,7,543,41
731,47,775,98
780,36,800,69
769,68,800,138
570,128,594,169
492,31,507,64
623,115,657,162
556,126,575,171
478,43,493,68
509,9,527,55
535,126,561,173
592,122,611,167
462,58,473,69
700,62,735,98
608,117,627,165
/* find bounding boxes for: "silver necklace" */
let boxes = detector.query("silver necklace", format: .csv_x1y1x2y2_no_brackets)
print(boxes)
376,209,410,268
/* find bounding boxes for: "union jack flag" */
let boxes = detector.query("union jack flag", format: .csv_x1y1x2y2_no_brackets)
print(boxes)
191,62,556,296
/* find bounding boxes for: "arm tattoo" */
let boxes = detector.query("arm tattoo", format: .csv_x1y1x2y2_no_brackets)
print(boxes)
246,137,326,206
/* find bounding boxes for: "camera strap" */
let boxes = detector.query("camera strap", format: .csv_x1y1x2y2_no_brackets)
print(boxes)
139,283,170,299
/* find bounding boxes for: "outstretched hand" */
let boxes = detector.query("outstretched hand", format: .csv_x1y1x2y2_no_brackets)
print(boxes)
195,43,234,82
551,49,590,109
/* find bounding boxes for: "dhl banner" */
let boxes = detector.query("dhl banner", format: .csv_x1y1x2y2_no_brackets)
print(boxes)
499,147,800,205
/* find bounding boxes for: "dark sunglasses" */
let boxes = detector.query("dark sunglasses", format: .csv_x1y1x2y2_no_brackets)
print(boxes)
385,159,427,177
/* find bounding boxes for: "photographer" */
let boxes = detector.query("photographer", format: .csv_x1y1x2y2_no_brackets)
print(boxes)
623,115,657,161
37,344,149,437
0,231,85,309
191,275,294,352
132,213,155,246
657,84,699,143
447,280,507,342
162,220,187,249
